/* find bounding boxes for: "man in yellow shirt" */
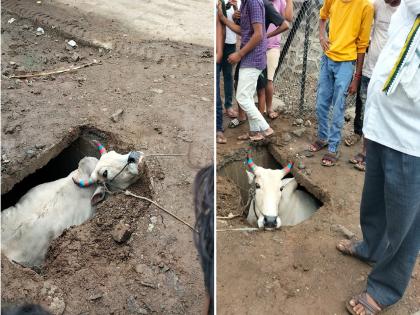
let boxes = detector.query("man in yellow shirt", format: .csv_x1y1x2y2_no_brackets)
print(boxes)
309,0,374,166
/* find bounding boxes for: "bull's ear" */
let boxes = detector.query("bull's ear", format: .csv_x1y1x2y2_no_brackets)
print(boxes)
78,157,99,178
91,186,106,206
246,170,255,184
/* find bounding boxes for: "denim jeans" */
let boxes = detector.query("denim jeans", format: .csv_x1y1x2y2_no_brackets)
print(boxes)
216,63,223,132
316,55,354,153
354,75,370,135
222,43,236,109
354,140,420,306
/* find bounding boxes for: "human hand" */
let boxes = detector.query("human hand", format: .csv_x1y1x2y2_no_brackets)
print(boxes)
228,52,242,64
217,2,226,23
233,10,240,20
319,36,330,52
347,78,359,95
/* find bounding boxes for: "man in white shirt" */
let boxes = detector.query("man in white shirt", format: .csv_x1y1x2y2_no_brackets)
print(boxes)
337,1,420,314
347,0,399,171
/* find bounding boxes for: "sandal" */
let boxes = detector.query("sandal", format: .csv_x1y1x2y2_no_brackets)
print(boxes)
237,133,250,140
354,161,366,172
336,239,362,257
345,134,362,147
267,111,279,119
349,153,365,164
321,152,339,167
216,132,227,144
228,118,246,128
309,140,328,152
263,128,274,138
249,133,265,142
346,292,384,315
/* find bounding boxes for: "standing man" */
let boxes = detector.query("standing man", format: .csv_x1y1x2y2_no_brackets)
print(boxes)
221,0,239,119
259,0,293,119
309,0,374,166
337,0,420,314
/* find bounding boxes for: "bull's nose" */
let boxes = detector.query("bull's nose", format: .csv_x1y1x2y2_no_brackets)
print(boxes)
263,215,277,228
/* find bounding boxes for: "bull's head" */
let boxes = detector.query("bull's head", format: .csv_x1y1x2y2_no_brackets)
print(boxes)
73,140,145,190
246,153,293,230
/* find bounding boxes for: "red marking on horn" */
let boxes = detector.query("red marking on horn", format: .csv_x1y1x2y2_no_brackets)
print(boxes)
246,153,257,173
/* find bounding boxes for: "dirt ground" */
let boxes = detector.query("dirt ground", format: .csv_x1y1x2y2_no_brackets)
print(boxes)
1,1,212,314
216,112,420,314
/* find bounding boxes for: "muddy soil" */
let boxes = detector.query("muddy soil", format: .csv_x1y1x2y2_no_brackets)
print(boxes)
1,3,212,314
217,112,420,314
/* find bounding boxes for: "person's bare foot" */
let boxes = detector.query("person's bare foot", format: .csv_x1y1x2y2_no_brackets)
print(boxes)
226,108,238,118
216,131,227,144
347,292,383,315
263,127,274,137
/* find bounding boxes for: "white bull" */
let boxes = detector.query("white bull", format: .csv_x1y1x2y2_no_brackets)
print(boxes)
245,154,318,229
1,141,144,267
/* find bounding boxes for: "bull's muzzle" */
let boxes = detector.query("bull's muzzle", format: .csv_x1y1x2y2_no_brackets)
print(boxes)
263,215,277,228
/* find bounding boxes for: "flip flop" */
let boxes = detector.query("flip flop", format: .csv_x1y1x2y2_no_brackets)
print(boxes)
249,133,265,142
309,140,328,152
321,152,339,167
349,153,365,164
345,134,362,147
228,118,246,128
237,133,250,140
346,292,384,315
267,111,279,119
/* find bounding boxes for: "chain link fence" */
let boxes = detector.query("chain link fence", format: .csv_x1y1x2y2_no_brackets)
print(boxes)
273,0,356,117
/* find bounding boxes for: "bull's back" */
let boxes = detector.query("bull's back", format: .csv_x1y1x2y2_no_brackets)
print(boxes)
1,175,94,266
279,180,318,226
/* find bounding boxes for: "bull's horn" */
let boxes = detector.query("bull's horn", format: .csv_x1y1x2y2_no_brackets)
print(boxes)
283,161,294,173
246,153,257,173
72,177,95,188
93,140,107,155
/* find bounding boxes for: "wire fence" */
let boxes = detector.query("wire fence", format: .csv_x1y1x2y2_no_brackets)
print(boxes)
273,0,356,117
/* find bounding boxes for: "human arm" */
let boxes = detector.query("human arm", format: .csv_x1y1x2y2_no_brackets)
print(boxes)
267,20,289,38
319,0,331,51
319,19,330,51
217,3,241,35
348,53,365,94
216,13,226,64
283,0,293,22
228,22,263,64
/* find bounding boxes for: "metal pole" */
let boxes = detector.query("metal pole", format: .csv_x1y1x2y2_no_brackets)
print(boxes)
299,9,312,116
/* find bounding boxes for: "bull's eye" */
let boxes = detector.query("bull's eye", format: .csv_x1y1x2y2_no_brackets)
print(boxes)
102,170,108,178
280,186,284,191
255,183,261,189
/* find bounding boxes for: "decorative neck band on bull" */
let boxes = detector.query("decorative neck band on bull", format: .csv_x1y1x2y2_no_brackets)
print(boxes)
73,140,108,188
93,140,107,155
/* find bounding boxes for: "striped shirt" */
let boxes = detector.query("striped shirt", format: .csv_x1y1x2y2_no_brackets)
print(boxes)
240,0,267,70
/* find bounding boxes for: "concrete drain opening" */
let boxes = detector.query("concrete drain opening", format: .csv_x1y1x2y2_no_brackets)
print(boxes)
217,147,323,228
2,131,107,211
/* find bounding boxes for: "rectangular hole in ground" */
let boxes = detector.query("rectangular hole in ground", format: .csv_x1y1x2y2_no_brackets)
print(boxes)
218,148,323,218
1,135,105,211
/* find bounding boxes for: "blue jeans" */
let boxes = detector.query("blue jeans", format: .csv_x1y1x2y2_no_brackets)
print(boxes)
354,140,420,306
316,55,354,153
222,43,236,109
216,63,223,132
